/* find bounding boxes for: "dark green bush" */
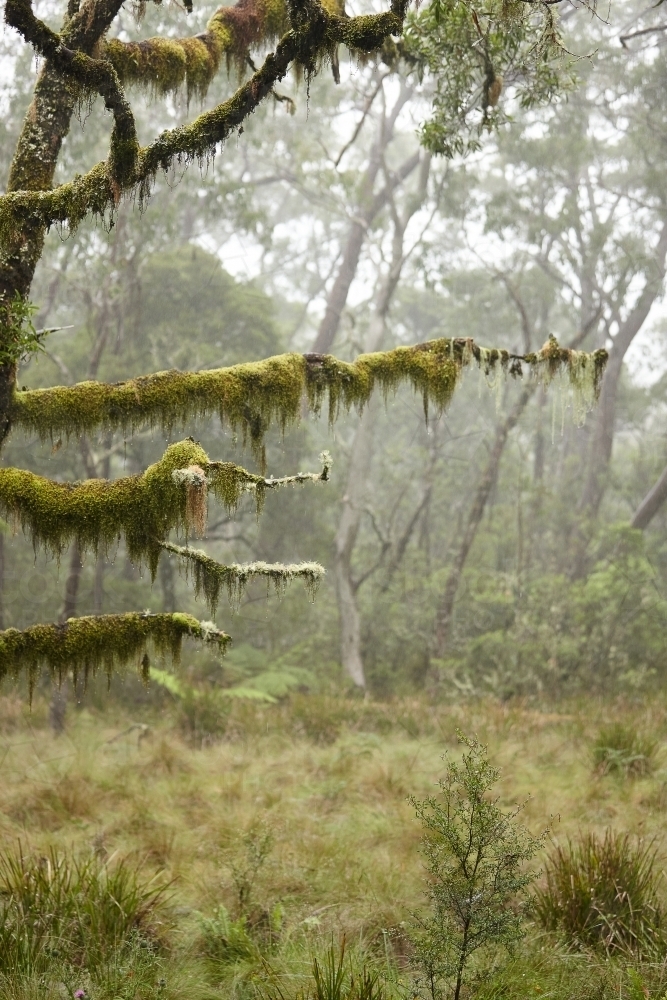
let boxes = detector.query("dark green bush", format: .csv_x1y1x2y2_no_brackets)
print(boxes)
534,831,665,957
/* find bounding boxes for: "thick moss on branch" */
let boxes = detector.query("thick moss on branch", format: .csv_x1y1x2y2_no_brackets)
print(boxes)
0,440,329,576
161,540,324,615
10,338,608,460
0,612,229,693
0,0,408,246
104,0,296,99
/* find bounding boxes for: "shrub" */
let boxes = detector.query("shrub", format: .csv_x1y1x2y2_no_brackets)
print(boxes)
592,723,658,778
534,830,665,957
0,847,167,975
410,733,543,1000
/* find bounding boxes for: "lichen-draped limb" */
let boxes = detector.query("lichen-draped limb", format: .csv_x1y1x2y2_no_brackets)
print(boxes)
10,338,608,460
160,540,324,615
0,440,329,576
0,0,408,247
0,612,229,694
4,0,139,187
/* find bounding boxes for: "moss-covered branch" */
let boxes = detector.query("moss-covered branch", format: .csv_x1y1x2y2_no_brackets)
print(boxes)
104,0,337,99
4,0,139,188
0,612,229,693
0,0,407,244
9,338,608,462
160,540,324,614
0,439,329,576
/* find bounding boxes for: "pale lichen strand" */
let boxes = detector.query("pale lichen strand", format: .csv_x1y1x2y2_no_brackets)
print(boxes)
0,439,327,579
0,612,229,696
10,339,608,460
160,540,324,615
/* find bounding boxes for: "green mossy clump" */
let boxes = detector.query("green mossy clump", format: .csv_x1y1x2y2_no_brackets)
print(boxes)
10,339,608,461
0,440,328,577
161,540,324,615
0,612,229,693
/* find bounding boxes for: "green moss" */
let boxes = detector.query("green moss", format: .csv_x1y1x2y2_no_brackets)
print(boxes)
10,339,607,460
0,440,328,577
0,612,229,696
161,540,324,615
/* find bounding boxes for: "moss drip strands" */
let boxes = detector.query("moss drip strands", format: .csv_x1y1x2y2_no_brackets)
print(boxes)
0,440,330,579
0,612,230,695
9,339,608,458
160,540,325,615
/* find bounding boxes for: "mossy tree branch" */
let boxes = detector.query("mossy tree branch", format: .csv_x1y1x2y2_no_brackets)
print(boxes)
9,338,608,464
0,439,330,577
160,540,325,615
5,0,139,189
0,612,230,694
0,0,408,251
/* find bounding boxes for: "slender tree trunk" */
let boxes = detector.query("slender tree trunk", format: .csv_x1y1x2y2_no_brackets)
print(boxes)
160,552,177,612
631,460,667,530
331,155,431,685
60,540,83,623
579,220,667,518
334,402,378,687
311,80,419,356
0,531,4,630
435,384,536,657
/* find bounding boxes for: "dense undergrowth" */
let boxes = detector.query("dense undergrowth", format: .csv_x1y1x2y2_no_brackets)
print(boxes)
2,689,667,998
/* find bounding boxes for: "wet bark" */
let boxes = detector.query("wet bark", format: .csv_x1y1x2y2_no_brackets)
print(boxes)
59,540,84,623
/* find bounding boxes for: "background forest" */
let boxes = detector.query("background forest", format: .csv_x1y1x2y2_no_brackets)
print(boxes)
3,0,667,701
7,2,667,999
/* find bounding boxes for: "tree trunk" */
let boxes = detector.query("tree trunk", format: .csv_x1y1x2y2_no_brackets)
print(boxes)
311,80,419,356
0,531,4,630
435,384,536,657
60,540,83,623
330,154,431,685
578,220,667,518
631,460,667,530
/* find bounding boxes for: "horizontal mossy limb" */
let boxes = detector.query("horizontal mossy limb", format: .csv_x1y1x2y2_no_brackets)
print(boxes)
0,612,229,690
9,338,608,459
161,539,324,615
0,439,329,576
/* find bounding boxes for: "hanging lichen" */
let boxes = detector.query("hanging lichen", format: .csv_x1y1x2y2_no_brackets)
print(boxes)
0,440,330,579
160,540,324,615
9,339,608,466
0,612,229,698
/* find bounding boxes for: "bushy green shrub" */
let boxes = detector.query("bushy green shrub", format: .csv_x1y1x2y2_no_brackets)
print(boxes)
534,831,665,957
410,734,543,1000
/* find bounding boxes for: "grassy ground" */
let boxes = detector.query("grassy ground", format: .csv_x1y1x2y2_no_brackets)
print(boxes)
1,687,667,998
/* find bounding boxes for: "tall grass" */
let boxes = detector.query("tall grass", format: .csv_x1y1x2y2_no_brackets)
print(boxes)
0,847,167,976
534,831,665,957
592,724,658,778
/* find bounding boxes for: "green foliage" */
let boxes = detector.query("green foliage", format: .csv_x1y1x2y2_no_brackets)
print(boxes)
404,0,572,157
410,733,543,1000
0,292,43,366
534,831,665,958
0,846,167,976
592,724,659,778
199,904,259,964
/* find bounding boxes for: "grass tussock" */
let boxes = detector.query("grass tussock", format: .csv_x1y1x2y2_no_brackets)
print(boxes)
534,831,665,957
592,723,659,778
